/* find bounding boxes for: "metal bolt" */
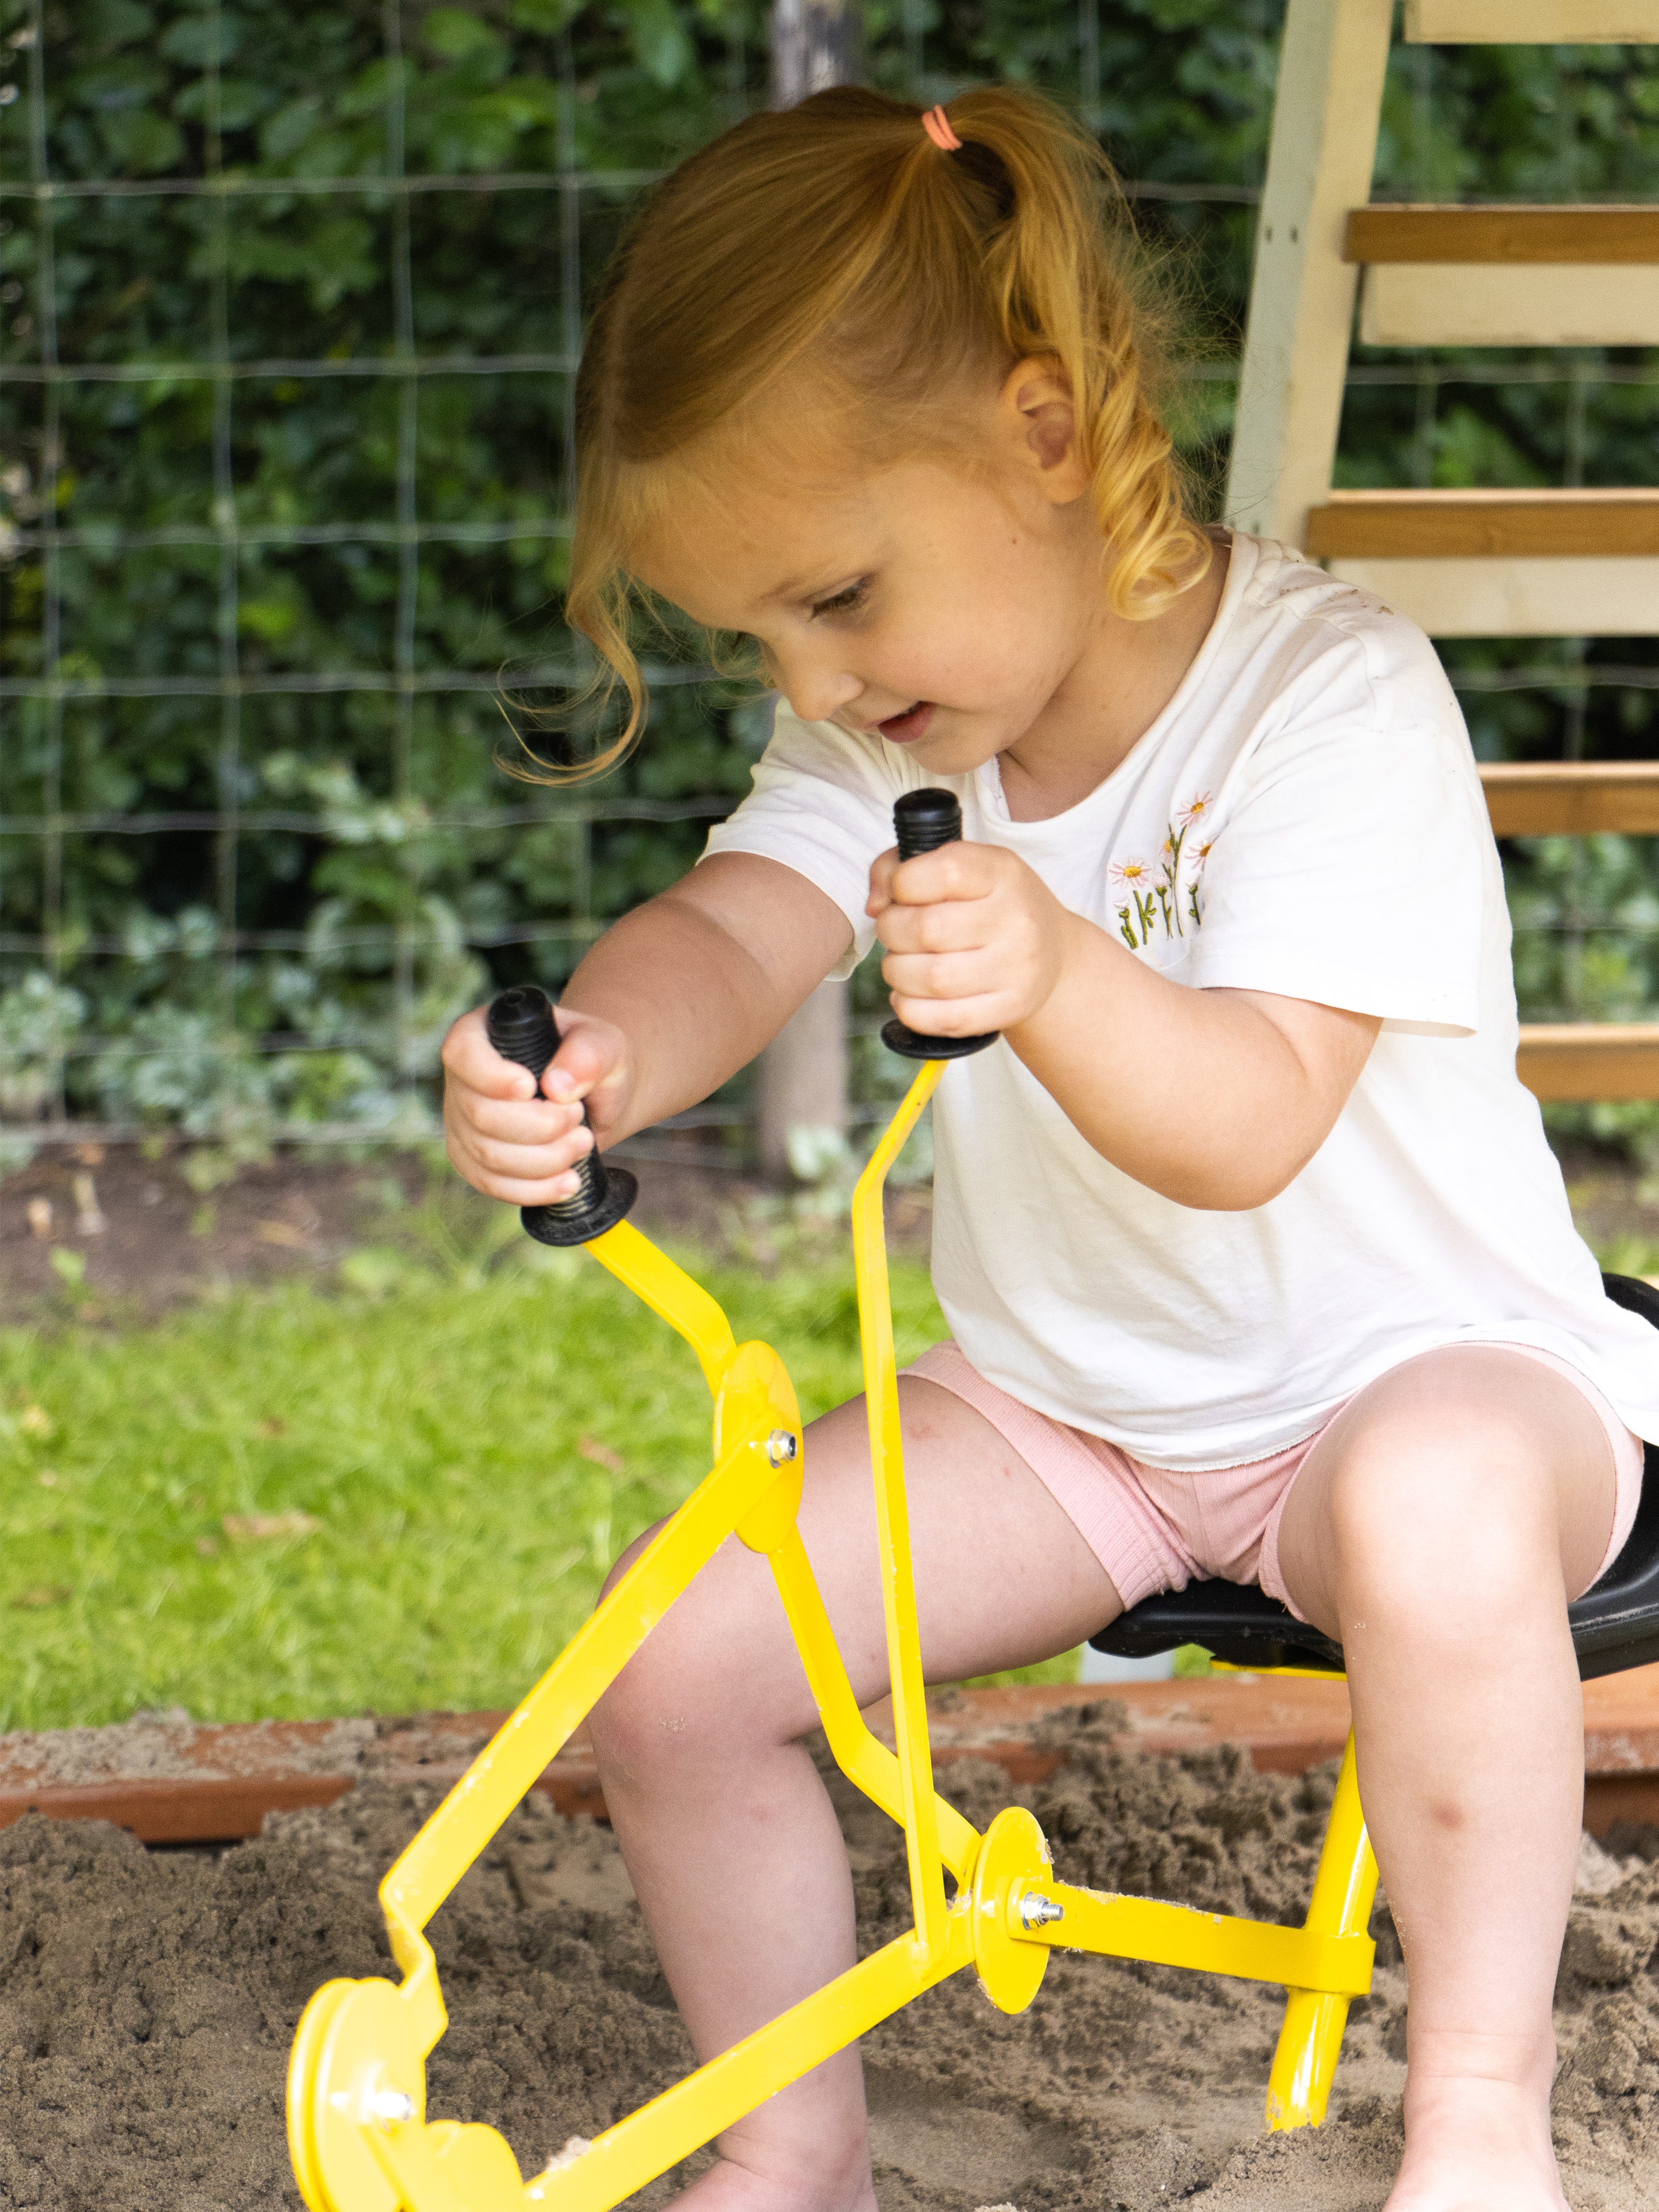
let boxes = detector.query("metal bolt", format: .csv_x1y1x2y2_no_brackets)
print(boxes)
1019,1892,1063,1930
371,2089,416,2126
765,1430,799,1465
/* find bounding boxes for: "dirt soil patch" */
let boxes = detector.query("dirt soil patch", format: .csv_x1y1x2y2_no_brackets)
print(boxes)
3,1718,1659,2211
1,1140,1648,1331
0,1141,935,1325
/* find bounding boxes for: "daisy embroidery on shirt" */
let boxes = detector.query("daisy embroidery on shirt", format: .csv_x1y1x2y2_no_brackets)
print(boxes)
1154,857,1178,938
1113,796,1215,950
1187,837,1215,930
1110,855,1160,949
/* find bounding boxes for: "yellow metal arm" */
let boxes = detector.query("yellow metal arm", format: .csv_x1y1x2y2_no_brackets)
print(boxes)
849,1062,950,1955
288,1051,1381,2212
290,1083,997,2212
513,1909,975,2212
964,1799,1374,2021
380,1377,797,1954
1026,1885,1373,1996
583,1220,737,1398
1265,1734,1379,2128
763,1525,980,1887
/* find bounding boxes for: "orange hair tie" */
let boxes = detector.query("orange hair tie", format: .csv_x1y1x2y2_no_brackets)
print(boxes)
920,105,962,153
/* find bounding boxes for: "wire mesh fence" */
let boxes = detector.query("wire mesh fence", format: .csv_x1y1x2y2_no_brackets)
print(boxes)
2,0,754,1155
3,1,1658,1165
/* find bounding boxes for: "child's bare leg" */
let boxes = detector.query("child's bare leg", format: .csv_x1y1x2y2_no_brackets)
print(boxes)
1275,1347,1619,2212
587,1377,1120,2212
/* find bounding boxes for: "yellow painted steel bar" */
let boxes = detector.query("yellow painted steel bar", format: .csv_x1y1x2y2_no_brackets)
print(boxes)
849,1059,950,1960
378,1411,796,1998
764,1521,982,1886
583,1220,738,1398
377,1230,760,1971
1024,1884,1374,1997
520,1906,976,2212
368,2128,479,2212
298,1067,1393,2209
1266,1733,1380,2129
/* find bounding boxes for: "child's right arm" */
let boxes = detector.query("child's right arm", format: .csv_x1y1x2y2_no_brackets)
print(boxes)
441,853,853,1208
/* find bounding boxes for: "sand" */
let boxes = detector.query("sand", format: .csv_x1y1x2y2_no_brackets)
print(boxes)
0,1707,380,1791
2,1715,1658,2211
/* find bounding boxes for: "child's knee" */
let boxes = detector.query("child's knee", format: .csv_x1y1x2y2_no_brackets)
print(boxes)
590,1621,725,1786
1323,1414,1561,1618
588,1554,806,1785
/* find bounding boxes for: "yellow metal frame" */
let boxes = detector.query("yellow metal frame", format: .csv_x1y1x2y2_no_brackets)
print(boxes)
288,1064,1379,2212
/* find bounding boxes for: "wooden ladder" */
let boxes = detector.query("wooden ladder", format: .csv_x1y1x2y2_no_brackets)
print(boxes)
1227,0,1659,1105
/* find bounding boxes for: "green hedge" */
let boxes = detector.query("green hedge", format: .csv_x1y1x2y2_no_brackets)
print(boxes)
1,2,1657,1156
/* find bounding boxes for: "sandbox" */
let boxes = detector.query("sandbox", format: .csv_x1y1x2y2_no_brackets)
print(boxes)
3,1709,1658,2212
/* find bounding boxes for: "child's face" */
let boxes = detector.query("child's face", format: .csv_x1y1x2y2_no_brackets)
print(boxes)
631,375,1105,779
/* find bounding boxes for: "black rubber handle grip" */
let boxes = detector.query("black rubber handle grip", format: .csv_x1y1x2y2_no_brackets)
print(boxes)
894,787,963,859
484,987,637,1246
487,985,560,1080
880,792,1000,1063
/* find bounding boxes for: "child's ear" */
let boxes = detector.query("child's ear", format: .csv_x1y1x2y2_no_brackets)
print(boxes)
999,357,1088,503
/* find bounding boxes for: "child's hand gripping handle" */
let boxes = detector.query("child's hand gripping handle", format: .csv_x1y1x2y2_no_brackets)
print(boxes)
879,789,1001,1062
485,985,638,1245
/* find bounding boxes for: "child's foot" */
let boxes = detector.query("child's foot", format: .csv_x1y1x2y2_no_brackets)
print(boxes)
1384,2075,1568,2212
674,2148,878,2212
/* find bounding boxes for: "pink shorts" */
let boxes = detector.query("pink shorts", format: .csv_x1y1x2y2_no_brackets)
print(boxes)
904,1340,1646,1623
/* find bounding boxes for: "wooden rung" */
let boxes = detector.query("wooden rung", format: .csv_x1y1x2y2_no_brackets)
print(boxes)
1481,763,1659,837
1516,1026,1659,1103
1360,263,1659,348
1307,491,1659,561
1319,555,1659,637
1406,1,1659,39
1347,206,1659,264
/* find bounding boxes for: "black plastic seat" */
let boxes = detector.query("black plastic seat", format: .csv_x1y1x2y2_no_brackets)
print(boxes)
1091,1275,1659,1683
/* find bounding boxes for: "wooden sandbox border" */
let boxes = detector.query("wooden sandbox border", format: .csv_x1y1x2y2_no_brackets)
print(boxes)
6,1673,1659,1845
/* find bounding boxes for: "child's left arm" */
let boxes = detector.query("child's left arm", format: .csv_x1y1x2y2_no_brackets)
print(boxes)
868,841,1381,1211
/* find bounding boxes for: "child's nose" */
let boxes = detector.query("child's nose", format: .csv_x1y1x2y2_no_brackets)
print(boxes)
776,649,862,728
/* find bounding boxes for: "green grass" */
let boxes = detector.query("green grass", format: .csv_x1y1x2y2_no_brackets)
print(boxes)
16,1174,1647,1734
0,1235,1077,1733
1594,1232,1659,1284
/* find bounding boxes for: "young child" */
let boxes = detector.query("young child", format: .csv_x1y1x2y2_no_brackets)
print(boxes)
443,86,1659,2212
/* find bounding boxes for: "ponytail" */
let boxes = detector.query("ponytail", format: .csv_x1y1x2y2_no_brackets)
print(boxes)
544,85,1206,782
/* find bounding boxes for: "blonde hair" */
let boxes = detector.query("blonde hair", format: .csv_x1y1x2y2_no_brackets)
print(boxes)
550,84,1208,780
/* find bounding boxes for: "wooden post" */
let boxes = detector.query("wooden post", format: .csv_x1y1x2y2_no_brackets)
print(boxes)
754,981,851,1180
1225,0,1394,549
769,0,857,109
753,0,858,1182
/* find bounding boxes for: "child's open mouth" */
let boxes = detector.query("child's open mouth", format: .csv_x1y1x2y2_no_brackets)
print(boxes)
877,702,935,744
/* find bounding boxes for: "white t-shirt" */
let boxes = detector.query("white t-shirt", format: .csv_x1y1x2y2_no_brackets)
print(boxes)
703,533,1659,1470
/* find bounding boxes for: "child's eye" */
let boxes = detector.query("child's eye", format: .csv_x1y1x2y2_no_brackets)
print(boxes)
810,581,869,620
